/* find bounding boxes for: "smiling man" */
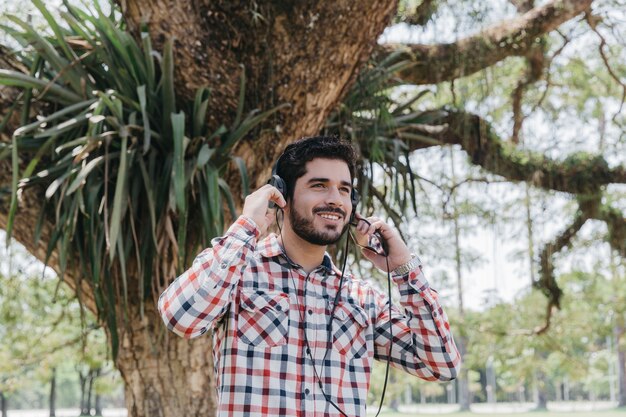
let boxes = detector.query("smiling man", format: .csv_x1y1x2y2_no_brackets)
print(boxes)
158,136,461,417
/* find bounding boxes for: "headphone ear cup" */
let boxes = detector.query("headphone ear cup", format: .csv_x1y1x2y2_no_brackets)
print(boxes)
267,174,286,209
350,188,360,222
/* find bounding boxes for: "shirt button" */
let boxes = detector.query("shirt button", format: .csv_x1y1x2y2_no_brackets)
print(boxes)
220,262,228,269
276,305,282,311
433,311,438,318
305,388,310,395
306,348,311,354
308,309,313,315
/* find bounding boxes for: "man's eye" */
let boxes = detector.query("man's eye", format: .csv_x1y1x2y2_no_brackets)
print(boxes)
312,183,324,188
340,188,351,194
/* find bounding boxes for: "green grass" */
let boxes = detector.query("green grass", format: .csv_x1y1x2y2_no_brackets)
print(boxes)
373,410,626,417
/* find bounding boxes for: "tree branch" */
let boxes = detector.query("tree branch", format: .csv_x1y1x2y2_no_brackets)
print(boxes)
378,0,593,85
404,110,626,193
536,206,589,309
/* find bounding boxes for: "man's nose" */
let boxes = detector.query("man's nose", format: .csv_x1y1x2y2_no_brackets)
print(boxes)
325,186,344,207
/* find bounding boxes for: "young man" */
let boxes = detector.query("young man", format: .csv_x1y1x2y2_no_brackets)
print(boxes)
158,136,461,417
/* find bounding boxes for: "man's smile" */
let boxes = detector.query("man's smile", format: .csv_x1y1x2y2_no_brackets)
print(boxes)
318,212,342,221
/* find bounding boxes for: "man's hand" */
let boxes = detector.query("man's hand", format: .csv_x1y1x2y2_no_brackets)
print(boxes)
242,184,287,235
353,214,412,272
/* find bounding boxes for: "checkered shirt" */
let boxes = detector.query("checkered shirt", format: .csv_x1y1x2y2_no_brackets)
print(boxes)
158,216,461,417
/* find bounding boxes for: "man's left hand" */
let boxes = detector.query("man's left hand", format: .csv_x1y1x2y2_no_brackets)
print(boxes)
353,215,413,272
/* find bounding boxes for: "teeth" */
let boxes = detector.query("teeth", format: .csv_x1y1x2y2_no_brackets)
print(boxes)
319,213,340,220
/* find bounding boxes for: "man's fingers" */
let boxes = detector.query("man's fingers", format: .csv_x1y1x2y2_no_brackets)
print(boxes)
267,187,286,209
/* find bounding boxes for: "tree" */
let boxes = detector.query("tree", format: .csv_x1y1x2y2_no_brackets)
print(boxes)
0,241,116,415
1,0,624,416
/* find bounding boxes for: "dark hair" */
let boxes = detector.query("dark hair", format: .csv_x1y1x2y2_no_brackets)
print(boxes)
275,135,358,201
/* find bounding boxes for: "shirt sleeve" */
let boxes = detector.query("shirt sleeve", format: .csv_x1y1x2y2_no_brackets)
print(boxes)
371,264,462,381
157,216,259,339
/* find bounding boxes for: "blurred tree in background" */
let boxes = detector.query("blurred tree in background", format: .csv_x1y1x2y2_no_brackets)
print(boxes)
0,238,122,416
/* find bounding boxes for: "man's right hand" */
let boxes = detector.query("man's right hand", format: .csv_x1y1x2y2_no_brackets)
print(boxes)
242,184,286,235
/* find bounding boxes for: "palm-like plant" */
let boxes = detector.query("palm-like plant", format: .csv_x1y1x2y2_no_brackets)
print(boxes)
0,0,283,358
326,51,441,232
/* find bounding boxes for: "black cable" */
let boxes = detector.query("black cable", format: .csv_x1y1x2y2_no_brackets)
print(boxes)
348,221,393,417
275,210,350,416
275,210,394,416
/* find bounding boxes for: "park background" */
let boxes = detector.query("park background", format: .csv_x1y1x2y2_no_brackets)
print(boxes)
0,0,625,416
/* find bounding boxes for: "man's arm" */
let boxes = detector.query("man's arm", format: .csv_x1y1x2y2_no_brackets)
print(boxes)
353,215,461,380
371,265,461,381
157,217,259,338
158,184,285,338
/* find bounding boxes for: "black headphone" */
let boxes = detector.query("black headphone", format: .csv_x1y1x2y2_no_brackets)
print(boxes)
267,154,360,223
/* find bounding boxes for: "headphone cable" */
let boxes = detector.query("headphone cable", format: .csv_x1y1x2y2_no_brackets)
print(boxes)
275,210,393,416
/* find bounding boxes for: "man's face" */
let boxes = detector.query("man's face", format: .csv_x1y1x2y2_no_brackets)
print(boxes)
286,158,353,246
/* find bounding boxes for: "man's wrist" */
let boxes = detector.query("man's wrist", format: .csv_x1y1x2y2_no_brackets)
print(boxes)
391,254,422,276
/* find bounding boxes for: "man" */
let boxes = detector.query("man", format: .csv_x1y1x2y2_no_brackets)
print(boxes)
158,136,461,417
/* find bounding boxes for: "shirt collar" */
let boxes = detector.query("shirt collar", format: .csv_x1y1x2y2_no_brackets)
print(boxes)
259,233,337,275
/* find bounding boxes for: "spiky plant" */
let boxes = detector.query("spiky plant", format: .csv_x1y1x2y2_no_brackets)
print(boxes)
0,0,284,358
326,50,441,231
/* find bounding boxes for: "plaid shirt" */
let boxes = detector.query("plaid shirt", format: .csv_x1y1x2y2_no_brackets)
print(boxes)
159,216,461,417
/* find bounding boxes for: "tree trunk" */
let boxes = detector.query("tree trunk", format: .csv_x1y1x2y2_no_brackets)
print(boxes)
534,369,548,410
115,303,217,417
615,324,626,407
79,370,89,416
87,373,94,415
94,368,103,416
49,367,56,417
449,148,471,412
0,392,7,417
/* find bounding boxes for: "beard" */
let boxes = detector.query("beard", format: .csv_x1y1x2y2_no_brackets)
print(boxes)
289,203,350,246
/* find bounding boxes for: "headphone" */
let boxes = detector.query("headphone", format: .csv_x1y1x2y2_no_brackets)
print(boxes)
267,154,360,223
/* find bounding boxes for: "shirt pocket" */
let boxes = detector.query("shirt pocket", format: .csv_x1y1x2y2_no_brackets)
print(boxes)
237,290,290,348
332,302,369,359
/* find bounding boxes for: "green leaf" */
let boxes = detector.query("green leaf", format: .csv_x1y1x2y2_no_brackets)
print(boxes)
137,85,152,153
66,154,107,195
108,135,129,262
171,112,187,213
220,103,290,155
193,87,210,138
161,39,175,137
206,165,222,237
31,0,89,83
0,69,83,104
5,15,84,93
196,144,215,169
232,156,249,197
218,178,237,221
138,157,158,248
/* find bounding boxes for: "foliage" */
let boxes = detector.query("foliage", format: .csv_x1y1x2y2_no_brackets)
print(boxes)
0,0,284,359
325,51,441,228
457,267,624,402
0,251,120,409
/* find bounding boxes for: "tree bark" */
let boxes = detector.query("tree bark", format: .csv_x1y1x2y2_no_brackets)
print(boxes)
402,110,626,194
94,368,103,416
49,367,56,417
379,0,593,85
615,324,626,407
0,392,6,417
115,302,217,417
79,370,88,416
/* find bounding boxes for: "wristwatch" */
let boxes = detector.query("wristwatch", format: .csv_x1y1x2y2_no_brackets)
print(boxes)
392,253,423,275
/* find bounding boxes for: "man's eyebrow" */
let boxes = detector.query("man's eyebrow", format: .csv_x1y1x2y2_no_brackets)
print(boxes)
307,177,353,188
